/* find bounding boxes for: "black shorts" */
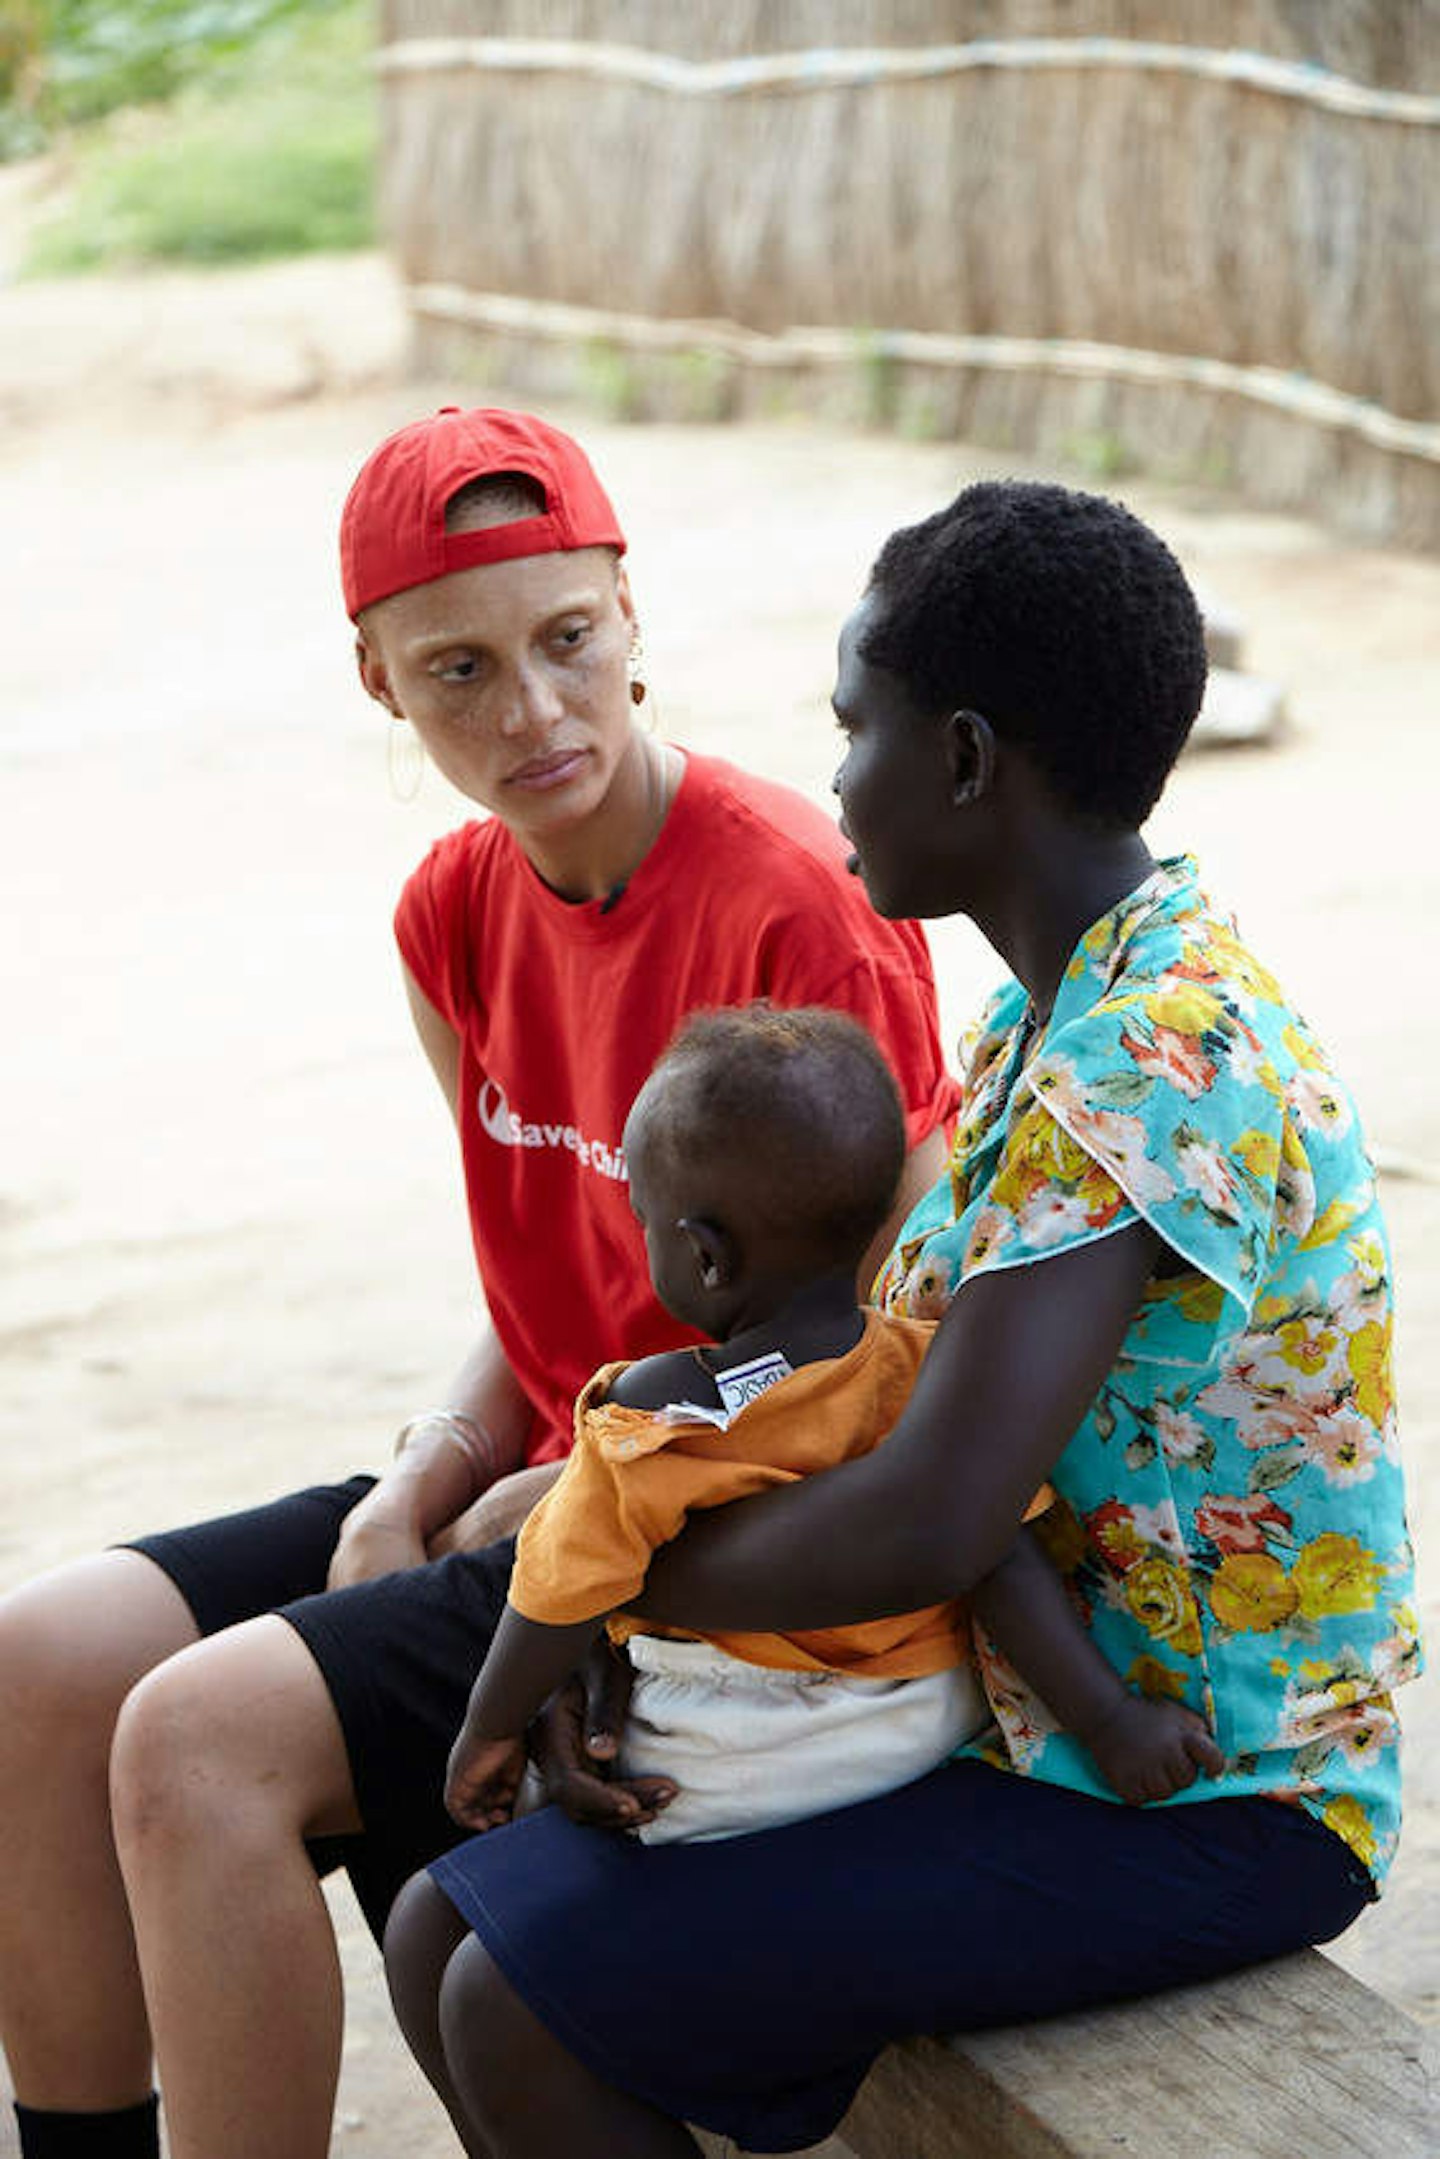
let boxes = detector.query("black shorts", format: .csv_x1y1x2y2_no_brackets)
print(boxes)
127,1482,516,1938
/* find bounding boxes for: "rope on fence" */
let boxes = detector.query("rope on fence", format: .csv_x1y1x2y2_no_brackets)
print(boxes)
407,285,1440,466
376,35,1440,126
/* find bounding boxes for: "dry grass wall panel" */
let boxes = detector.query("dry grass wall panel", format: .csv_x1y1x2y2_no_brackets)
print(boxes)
383,2,1440,88
380,3,1440,546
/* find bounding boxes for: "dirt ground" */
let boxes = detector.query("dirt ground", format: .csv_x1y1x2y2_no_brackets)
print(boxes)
1,229,1437,2155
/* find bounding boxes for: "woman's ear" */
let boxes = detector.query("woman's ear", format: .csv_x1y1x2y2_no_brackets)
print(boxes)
678,1216,737,1294
355,628,403,717
945,709,996,808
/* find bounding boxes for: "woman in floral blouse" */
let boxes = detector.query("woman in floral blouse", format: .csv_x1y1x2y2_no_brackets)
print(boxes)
384,481,1421,2159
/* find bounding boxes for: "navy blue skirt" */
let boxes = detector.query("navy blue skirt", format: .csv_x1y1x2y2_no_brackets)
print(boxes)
430,1759,1372,2151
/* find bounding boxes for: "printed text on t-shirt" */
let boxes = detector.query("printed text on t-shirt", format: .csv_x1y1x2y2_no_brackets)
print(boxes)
477,1080,627,1181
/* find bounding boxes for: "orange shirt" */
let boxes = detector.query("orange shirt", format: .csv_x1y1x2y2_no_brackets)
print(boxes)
512,1310,1043,1681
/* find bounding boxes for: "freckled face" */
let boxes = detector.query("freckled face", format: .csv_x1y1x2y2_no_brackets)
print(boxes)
831,590,961,920
358,548,636,844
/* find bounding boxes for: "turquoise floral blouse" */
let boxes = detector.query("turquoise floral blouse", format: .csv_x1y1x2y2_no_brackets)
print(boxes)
877,857,1421,1883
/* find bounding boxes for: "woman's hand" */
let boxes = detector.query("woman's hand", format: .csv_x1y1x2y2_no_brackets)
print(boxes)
328,1414,485,1589
531,1640,677,1832
426,1462,565,1556
326,1500,428,1590
1081,1695,1225,1806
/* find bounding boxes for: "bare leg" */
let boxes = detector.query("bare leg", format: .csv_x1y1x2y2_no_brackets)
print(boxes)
111,1615,363,2159
384,1873,493,2157
440,1936,701,2159
0,1551,200,2109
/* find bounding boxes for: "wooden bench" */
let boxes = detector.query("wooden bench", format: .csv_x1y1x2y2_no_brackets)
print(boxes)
694,1950,1439,2159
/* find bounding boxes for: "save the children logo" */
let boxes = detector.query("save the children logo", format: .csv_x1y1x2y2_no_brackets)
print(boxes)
476,1080,628,1181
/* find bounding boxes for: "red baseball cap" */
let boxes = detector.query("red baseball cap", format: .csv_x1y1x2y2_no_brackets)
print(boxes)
340,406,627,619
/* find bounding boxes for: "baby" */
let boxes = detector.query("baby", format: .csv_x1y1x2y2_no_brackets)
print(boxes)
447,1005,1221,1842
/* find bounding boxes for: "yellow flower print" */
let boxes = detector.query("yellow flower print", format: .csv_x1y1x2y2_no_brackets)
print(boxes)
1251,1057,1287,1107
1209,1553,1299,1633
1280,1119,1310,1171
1233,1128,1280,1181
1126,1655,1189,1701
1144,984,1224,1038
1297,1662,1362,1708
949,1118,980,1165
1282,1022,1328,1073
1123,1557,1204,1656
1292,1533,1384,1620
990,1105,1091,1214
1151,1272,1225,1326
1207,931,1284,1005
1098,1517,1150,1571
1033,1498,1089,1575
1275,1317,1340,1375
1347,1316,1394,1426
1322,1794,1378,1873
1345,1230,1388,1291
1073,1160,1128,1228
1299,1197,1364,1253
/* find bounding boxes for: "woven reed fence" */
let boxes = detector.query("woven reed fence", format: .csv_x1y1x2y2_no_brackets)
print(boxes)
378,2,1440,549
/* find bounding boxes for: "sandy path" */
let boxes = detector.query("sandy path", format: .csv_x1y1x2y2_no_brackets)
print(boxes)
1,247,1436,2154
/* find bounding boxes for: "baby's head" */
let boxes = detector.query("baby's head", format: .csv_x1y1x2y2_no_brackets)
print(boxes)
623,1005,906,1333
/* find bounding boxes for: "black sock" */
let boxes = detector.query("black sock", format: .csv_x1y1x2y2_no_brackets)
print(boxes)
13,2096,160,2158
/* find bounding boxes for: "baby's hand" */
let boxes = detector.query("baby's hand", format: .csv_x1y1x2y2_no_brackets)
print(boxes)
1082,1694,1225,1806
444,1729,529,1832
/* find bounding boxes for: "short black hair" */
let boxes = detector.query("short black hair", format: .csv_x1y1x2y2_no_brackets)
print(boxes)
642,1005,906,1271
861,480,1207,827
444,472,548,530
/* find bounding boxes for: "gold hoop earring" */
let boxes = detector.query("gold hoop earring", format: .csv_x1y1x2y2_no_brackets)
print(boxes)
387,717,425,803
628,631,647,707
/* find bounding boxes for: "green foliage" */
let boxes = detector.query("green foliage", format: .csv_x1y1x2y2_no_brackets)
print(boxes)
853,331,898,429
17,0,347,131
0,0,45,153
1061,428,1135,482
20,1,374,270
581,338,645,422
660,346,738,424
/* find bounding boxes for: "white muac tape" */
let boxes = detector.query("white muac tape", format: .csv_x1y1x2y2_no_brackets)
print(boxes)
712,1351,794,1418
655,1350,797,1431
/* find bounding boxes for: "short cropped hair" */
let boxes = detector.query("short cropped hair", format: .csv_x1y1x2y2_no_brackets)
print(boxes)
644,1005,906,1269
444,472,548,531
861,480,1208,827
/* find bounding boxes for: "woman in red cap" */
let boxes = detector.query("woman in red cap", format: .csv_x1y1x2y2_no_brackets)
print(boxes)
0,409,960,2159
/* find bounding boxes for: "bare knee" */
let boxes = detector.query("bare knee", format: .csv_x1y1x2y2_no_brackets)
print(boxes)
111,1616,358,1871
0,1553,196,1800
110,1657,223,1866
385,1872,467,2023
